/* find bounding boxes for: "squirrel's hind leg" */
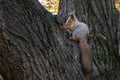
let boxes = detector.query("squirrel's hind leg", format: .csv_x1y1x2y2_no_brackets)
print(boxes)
70,37,79,43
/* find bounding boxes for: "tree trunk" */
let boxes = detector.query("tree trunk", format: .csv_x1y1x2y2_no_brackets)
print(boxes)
0,0,119,80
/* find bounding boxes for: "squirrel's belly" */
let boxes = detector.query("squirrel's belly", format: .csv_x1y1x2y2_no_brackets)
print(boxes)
75,28,88,39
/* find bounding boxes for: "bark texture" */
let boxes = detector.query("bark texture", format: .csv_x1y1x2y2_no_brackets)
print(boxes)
0,0,83,80
0,0,120,80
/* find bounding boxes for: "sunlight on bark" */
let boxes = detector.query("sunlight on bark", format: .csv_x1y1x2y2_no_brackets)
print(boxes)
39,0,59,14
115,0,120,11
0,75,3,80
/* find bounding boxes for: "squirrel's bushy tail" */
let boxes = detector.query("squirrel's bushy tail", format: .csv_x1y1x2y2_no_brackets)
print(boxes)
79,41,92,80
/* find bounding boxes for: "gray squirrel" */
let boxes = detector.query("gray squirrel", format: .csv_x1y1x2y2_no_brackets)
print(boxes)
64,12,92,80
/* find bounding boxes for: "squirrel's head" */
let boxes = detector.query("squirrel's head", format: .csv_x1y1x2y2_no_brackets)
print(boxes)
64,12,77,30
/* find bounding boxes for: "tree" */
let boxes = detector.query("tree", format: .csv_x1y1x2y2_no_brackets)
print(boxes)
0,0,119,80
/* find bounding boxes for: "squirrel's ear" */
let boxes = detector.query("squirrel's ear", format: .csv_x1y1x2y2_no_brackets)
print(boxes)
70,14,74,19
68,10,75,16
68,13,71,16
71,10,75,14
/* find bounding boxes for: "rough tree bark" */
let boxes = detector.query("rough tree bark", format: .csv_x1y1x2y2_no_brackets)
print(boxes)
0,0,119,80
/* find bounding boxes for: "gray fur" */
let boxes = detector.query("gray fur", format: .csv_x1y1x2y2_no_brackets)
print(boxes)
72,21,89,42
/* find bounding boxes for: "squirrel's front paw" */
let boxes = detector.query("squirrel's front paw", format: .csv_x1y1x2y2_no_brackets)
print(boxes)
69,37,73,40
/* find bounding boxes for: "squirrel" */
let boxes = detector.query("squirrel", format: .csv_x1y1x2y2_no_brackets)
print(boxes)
64,12,92,80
